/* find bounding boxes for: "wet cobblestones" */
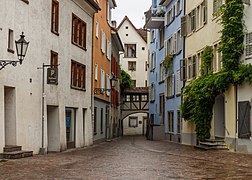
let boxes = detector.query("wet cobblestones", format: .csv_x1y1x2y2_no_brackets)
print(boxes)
1,136,252,179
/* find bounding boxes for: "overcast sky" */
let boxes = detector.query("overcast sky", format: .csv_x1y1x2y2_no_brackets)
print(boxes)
112,0,152,29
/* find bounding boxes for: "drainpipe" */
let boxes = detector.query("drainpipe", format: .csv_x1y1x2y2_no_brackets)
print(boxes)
91,14,95,144
235,84,238,152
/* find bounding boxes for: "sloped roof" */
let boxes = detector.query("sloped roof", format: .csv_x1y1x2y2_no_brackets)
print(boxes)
117,16,147,43
123,87,149,94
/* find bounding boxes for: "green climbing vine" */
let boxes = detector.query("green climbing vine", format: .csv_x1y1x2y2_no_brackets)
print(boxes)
181,0,252,141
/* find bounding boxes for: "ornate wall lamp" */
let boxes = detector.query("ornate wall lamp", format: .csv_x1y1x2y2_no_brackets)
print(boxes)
0,32,29,70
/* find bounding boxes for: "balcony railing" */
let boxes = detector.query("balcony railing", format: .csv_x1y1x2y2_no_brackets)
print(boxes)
144,5,165,29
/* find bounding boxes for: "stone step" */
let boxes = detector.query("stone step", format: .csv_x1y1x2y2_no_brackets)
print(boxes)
4,145,22,152
204,139,225,143
0,150,33,159
195,145,229,150
200,141,226,146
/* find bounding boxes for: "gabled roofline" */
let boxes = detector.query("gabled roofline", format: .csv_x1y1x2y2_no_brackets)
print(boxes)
117,16,147,43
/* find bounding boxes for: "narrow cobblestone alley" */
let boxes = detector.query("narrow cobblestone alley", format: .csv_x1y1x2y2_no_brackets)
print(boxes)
1,136,252,179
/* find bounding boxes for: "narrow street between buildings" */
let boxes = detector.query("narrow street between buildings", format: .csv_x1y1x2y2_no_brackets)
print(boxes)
1,136,252,179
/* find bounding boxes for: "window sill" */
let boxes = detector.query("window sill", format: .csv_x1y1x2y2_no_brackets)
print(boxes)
72,41,87,51
71,85,86,91
51,30,59,36
7,48,14,54
195,25,205,33
175,10,182,18
124,57,137,59
21,0,29,4
166,95,175,99
158,80,165,84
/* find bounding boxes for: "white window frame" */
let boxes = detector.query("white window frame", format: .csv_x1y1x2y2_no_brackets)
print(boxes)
245,32,252,59
106,74,111,96
95,20,99,38
101,29,106,53
95,64,98,81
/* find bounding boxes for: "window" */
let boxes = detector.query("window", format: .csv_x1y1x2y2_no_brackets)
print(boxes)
126,95,130,102
150,83,155,102
101,29,106,53
51,0,59,34
168,111,174,133
177,30,182,53
132,80,136,88
129,117,138,127
142,47,145,51
132,95,139,101
202,0,207,24
180,59,187,81
71,60,86,90
151,30,155,43
159,28,164,49
106,39,111,60
95,20,99,38
100,108,103,134
189,9,196,33
176,70,181,95
94,64,98,80
126,34,128,36
245,32,252,58
142,95,148,101
106,74,111,96
150,52,156,71
165,74,175,98
72,14,86,49
50,50,58,66
165,7,175,26
159,63,165,82
125,26,128,29
145,61,148,71
124,44,136,58
7,29,14,53
159,94,164,115
145,80,148,87
177,110,181,134
128,61,136,71
188,56,196,79
100,69,105,90
176,0,182,16
94,107,97,134
213,0,222,15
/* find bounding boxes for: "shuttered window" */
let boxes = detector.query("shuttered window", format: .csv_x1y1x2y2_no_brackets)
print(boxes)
246,32,252,58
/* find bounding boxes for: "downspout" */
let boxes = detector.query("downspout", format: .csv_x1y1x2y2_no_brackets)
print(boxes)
235,84,238,152
91,14,95,144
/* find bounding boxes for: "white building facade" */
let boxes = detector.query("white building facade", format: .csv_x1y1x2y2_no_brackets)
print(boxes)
117,16,149,136
0,0,99,154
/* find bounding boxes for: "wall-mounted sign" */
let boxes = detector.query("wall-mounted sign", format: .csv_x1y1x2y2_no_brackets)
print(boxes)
47,68,58,85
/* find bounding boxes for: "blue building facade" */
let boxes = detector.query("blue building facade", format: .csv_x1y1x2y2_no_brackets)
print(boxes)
145,0,184,141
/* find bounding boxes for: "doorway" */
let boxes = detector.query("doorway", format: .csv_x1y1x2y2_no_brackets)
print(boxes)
4,86,16,146
66,108,76,149
47,106,60,152
214,95,225,138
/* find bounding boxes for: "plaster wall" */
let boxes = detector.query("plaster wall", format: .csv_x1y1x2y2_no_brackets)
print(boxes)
0,0,95,153
118,20,148,87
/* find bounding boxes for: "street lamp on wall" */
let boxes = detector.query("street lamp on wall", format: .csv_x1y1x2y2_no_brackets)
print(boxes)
94,75,118,95
0,32,29,70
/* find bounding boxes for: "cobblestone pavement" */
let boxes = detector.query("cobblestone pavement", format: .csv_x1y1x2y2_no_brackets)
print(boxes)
1,136,252,179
